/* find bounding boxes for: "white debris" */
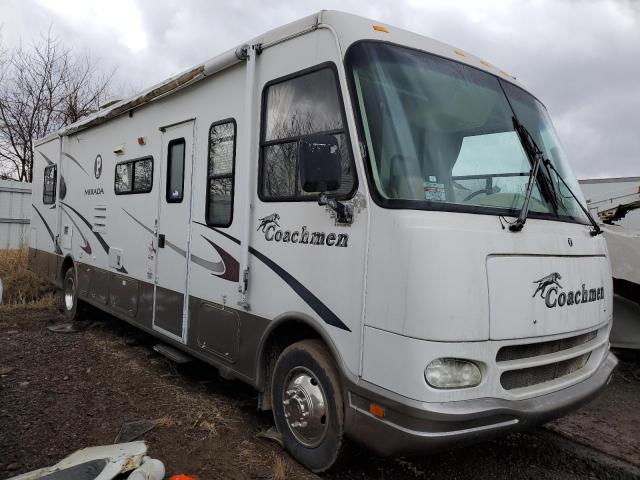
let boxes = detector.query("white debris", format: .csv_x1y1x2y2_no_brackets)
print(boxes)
127,457,165,480
6,441,147,480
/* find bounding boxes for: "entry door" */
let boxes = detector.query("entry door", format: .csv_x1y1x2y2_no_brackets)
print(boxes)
153,121,195,342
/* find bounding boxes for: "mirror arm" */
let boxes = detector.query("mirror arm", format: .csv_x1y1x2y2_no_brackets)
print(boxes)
318,193,353,224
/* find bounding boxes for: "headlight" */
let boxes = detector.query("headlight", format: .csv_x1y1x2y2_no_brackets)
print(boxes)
425,358,482,389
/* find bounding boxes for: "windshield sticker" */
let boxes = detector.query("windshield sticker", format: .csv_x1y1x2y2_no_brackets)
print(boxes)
424,182,446,201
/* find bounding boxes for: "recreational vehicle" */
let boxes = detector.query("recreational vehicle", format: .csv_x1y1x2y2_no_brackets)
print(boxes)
29,11,617,471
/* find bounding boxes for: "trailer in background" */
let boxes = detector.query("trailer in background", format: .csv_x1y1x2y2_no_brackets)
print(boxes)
580,177,640,349
0,179,31,249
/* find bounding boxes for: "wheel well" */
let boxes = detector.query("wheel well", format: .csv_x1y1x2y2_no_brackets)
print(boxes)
60,256,74,282
258,318,333,411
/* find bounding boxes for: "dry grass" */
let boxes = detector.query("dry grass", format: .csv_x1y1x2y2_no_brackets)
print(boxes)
272,456,287,480
0,248,57,312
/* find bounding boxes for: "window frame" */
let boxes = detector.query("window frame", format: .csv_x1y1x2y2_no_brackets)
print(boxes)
166,137,186,203
257,62,358,202
114,156,154,196
43,164,57,205
205,118,237,228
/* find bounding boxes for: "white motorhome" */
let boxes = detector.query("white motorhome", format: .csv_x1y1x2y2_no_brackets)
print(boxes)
29,11,617,471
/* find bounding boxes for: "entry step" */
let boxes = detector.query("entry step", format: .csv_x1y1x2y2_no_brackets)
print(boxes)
153,343,192,364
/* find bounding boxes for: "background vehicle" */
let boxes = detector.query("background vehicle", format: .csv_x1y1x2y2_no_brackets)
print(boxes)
29,11,617,471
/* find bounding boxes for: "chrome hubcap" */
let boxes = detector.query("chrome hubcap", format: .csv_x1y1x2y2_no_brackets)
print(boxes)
64,275,75,311
282,367,328,447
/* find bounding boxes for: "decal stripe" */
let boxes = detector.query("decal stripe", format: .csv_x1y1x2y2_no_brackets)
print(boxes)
247,245,351,331
122,209,226,276
38,151,54,166
62,152,90,177
200,235,239,282
194,221,351,332
62,209,92,254
32,205,62,254
61,202,110,254
122,208,187,256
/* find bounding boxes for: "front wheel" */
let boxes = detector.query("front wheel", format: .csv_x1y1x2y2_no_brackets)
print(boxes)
271,339,346,472
62,267,79,321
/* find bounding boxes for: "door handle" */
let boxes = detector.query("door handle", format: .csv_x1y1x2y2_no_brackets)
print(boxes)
158,234,165,248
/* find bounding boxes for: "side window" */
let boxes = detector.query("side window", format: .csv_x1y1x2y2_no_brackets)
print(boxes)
166,138,185,203
260,65,355,201
115,157,153,195
43,165,57,205
206,119,236,227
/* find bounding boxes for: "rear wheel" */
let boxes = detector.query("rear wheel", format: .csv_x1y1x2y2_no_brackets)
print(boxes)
62,267,79,321
271,339,346,472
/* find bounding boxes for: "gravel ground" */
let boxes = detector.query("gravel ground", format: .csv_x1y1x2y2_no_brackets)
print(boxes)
1,306,638,479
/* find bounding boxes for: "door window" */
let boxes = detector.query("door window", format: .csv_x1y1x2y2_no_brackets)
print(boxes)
166,138,186,203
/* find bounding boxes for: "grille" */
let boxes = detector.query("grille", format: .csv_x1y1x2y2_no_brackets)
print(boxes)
496,331,597,362
500,353,591,390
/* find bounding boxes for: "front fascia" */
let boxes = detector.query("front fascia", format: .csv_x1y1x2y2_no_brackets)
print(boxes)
363,205,609,341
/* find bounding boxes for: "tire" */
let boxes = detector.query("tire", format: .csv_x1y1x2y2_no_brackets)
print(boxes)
62,267,79,321
271,339,346,472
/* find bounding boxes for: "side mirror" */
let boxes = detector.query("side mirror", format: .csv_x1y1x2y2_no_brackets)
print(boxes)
299,134,342,193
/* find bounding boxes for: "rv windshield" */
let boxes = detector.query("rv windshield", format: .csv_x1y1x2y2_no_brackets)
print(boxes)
345,41,588,224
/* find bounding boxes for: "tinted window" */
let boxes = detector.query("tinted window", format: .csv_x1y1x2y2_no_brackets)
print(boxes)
115,157,153,195
43,165,57,205
206,120,236,227
166,139,185,203
260,66,355,200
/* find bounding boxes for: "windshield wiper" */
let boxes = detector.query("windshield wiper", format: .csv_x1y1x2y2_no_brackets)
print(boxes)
508,116,602,236
542,159,602,236
508,117,545,232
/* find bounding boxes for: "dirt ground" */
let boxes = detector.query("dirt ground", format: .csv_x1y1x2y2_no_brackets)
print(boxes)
1,306,639,479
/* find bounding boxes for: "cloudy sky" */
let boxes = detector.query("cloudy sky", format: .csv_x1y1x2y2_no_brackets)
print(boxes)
2,0,638,179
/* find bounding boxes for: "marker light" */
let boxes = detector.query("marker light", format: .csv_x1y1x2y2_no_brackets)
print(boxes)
372,25,389,33
425,358,482,389
368,402,386,418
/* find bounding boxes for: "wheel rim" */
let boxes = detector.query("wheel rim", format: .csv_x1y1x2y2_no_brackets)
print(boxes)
64,274,75,311
282,367,328,447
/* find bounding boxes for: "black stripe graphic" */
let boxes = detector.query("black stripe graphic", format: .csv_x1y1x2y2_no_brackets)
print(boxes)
61,202,109,254
61,203,127,274
194,221,351,332
62,208,92,254
32,205,62,254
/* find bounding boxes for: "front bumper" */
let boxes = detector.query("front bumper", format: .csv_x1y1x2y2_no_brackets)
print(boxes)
344,352,617,456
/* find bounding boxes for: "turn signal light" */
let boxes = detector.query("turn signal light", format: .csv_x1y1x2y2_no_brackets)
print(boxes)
372,25,389,33
368,402,386,418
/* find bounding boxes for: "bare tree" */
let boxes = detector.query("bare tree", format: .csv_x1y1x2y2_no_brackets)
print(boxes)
0,29,114,182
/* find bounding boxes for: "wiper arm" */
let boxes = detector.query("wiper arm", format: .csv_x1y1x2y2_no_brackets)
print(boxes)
508,116,602,236
509,117,544,232
542,159,603,236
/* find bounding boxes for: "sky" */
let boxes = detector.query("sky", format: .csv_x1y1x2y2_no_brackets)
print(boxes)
1,0,638,179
